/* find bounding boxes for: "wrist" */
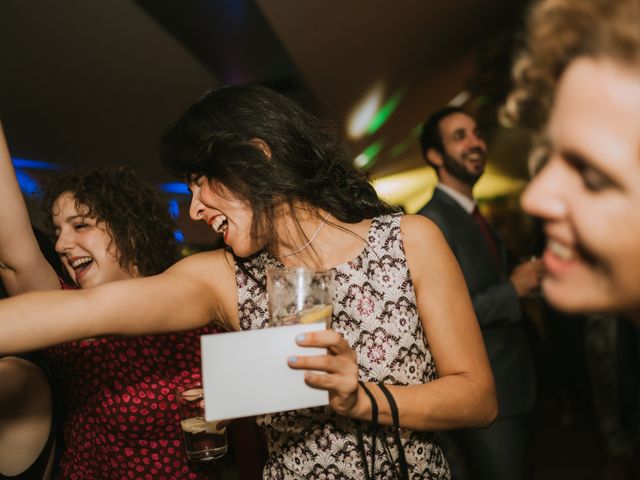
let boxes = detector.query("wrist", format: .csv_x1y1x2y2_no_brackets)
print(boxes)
353,382,375,421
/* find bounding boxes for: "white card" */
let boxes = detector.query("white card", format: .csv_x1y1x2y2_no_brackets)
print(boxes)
200,322,329,421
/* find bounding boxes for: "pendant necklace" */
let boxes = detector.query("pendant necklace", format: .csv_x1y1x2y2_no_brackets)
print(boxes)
275,211,332,258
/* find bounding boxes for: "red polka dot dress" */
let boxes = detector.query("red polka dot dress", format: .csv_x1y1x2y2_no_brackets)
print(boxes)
43,326,220,480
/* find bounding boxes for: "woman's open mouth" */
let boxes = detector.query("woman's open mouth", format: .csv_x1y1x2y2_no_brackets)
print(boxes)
209,214,228,236
69,256,94,279
543,238,599,278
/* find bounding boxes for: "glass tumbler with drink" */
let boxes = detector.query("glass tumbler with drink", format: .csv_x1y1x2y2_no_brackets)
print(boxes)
176,382,228,461
266,267,334,327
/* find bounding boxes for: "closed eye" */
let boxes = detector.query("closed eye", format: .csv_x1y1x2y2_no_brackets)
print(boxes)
71,216,95,231
564,151,615,192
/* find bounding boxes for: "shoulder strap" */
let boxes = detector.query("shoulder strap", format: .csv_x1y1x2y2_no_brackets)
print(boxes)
356,381,379,480
378,383,409,480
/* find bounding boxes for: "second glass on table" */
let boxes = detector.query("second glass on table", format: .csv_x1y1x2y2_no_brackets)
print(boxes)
266,267,334,327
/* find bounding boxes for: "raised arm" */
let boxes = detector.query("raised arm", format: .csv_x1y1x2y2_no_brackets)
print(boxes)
0,121,59,294
293,215,497,431
0,249,238,355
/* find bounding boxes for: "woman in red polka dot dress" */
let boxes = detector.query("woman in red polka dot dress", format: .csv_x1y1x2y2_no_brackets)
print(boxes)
0,140,219,479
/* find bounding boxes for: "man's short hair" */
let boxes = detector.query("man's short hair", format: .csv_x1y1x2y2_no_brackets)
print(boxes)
419,106,465,166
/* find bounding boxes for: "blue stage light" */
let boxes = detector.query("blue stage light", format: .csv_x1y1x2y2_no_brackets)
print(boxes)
159,182,190,195
168,199,180,219
173,230,185,243
15,169,39,195
12,158,61,170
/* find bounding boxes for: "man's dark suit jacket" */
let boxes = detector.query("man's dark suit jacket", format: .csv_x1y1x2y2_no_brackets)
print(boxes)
418,187,535,417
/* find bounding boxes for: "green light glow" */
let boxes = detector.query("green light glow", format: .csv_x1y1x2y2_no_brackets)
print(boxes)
364,140,384,159
389,123,424,158
366,88,406,135
354,139,385,169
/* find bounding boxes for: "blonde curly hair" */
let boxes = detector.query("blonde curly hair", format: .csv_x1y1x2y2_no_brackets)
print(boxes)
502,0,640,134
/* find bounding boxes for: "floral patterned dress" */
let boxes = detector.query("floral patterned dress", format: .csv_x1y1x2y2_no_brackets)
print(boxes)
236,213,451,479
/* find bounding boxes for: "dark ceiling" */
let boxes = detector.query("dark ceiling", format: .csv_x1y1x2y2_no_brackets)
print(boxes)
0,0,531,245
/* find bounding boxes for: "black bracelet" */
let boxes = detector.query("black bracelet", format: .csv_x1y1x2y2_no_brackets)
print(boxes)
356,380,378,480
378,383,409,480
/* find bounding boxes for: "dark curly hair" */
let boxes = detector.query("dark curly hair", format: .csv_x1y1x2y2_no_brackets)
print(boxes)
160,84,398,252
38,166,180,277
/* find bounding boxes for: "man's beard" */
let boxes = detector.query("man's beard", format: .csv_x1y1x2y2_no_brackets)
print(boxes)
441,148,484,186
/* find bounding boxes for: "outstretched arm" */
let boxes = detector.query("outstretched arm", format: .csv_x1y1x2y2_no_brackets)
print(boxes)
291,215,497,431
0,121,59,294
0,250,237,355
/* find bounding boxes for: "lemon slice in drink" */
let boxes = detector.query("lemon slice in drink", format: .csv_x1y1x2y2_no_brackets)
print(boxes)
299,305,332,324
204,421,226,435
181,417,226,434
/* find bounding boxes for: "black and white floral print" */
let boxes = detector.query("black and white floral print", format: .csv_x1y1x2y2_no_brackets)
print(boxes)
236,214,450,479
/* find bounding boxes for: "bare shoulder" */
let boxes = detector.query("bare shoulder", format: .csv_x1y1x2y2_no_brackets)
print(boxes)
399,214,447,251
169,248,235,277
166,248,239,330
399,214,456,287
0,356,47,397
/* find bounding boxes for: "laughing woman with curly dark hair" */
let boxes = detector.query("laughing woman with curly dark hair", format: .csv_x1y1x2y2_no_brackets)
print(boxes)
38,166,179,281
0,122,219,479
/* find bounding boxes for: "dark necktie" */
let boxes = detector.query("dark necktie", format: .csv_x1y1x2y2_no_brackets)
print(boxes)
471,206,502,271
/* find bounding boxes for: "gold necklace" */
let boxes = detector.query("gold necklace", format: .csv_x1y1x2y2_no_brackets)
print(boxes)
275,212,332,258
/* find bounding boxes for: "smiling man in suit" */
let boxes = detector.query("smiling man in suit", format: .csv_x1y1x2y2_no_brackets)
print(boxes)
418,106,543,480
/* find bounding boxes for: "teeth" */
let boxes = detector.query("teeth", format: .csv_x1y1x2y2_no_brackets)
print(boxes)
548,240,574,261
70,257,93,269
210,215,228,234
